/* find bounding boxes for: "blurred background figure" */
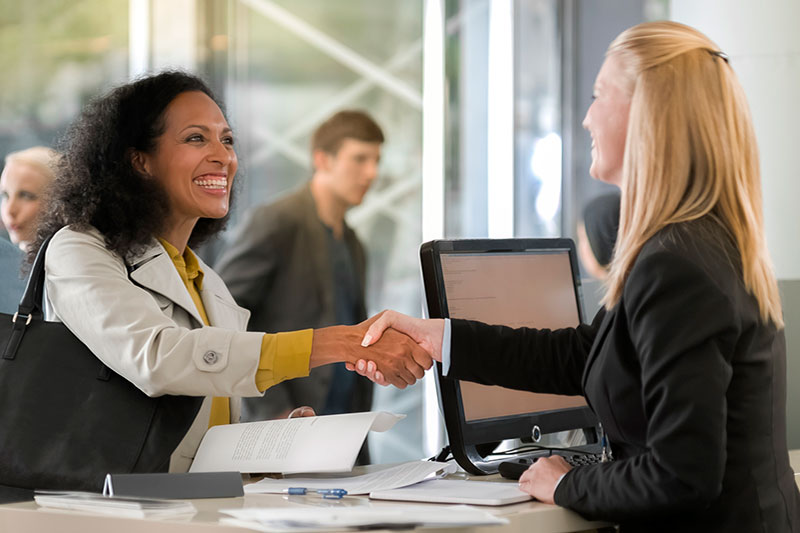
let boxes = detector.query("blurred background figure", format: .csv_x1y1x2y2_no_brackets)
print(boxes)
217,111,383,452
0,147,58,252
0,146,57,314
576,192,620,316
0,237,25,314
577,192,620,280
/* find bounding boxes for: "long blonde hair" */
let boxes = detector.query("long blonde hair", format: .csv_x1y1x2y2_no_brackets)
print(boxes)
602,21,782,327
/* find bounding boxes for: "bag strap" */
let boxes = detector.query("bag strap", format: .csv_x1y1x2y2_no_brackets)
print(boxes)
15,234,54,322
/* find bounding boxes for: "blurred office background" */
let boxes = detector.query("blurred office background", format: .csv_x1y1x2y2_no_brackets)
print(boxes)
1,0,797,460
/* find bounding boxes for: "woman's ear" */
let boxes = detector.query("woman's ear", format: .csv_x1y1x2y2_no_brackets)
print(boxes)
129,149,152,177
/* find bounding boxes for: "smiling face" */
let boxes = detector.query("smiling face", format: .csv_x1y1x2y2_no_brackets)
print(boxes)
0,160,50,248
136,91,237,233
582,54,632,186
315,138,381,208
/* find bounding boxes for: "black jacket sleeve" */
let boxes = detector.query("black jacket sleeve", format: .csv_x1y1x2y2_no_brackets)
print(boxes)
447,311,604,396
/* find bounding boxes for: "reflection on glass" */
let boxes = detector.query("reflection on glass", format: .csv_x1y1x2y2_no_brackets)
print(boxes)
514,0,561,238
0,1,129,155
221,0,424,464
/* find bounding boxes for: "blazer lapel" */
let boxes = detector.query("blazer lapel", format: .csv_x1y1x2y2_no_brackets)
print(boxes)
581,308,615,391
128,242,206,327
196,256,250,330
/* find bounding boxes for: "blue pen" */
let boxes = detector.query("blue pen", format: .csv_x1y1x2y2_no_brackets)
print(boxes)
284,487,348,499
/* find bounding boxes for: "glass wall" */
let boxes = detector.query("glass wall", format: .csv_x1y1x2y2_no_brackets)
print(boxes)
0,1,129,155
0,0,669,464
513,1,562,238
443,0,562,240
221,0,425,463
0,0,426,463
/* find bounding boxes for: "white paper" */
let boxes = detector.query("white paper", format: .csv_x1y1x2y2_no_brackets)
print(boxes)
219,504,508,532
244,461,450,495
190,411,404,474
370,478,532,505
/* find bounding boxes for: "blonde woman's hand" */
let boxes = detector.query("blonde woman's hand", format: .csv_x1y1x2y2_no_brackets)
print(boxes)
517,456,572,504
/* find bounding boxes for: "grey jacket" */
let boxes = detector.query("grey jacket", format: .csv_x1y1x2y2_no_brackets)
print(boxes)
0,238,25,315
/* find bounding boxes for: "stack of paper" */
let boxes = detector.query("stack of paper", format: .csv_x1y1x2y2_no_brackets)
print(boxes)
370,478,532,505
219,504,508,532
34,491,197,519
244,461,451,495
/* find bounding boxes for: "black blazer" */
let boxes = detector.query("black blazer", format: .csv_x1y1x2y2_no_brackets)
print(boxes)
449,219,800,532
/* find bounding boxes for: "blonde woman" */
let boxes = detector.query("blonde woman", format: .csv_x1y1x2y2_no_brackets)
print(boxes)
356,22,800,532
0,146,57,251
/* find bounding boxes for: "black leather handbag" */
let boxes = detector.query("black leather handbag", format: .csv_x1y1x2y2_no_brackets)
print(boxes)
0,236,202,491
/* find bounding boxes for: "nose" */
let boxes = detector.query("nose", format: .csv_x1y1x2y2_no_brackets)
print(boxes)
581,103,592,131
3,196,19,218
208,139,234,166
365,160,379,182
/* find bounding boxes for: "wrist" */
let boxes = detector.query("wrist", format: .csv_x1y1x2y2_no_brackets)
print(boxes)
309,325,359,369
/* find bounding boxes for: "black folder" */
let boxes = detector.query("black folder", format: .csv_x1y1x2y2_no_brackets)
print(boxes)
103,471,243,499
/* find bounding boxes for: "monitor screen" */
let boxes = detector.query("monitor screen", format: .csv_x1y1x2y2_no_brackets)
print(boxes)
420,238,598,474
439,250,586,422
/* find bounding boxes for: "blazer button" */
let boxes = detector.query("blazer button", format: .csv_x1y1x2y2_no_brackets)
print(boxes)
203,351,219,365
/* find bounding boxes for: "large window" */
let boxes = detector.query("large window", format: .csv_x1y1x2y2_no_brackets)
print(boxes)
443,0,562,240
219,0,425,463
0,0,670,464
0,1,129,155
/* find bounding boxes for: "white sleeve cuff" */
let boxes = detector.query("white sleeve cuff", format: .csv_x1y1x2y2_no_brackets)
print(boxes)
441,318,452,375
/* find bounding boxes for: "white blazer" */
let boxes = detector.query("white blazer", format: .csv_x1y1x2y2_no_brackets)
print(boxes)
44,226,265,471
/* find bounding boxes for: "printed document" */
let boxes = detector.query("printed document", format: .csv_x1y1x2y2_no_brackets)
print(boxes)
190,411,404,474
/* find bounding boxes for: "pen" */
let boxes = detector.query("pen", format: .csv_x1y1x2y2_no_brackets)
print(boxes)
284,487,348,499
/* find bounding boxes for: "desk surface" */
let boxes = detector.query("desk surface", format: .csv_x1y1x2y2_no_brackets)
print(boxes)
2,451,799,533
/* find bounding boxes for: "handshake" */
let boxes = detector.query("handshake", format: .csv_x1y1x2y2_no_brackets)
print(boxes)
309,311,445,389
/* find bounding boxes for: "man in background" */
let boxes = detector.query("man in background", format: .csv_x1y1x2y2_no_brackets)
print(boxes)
216,110,383,433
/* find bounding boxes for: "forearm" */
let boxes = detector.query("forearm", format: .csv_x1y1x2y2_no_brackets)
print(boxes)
447,315,600,395
555,453,714,522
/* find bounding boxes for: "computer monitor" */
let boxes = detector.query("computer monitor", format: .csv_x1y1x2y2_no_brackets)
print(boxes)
420,238,599,474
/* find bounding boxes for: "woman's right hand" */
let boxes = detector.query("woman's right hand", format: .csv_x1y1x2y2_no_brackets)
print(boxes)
350,311,445,385
287,406,315,419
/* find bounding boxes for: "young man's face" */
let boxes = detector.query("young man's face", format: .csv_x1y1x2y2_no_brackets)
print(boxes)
316,138,381,207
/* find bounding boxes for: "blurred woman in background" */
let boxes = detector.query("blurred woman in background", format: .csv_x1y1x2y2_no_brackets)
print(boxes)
0,146,57,251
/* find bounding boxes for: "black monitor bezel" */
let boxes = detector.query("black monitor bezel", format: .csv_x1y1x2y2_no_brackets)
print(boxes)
420,238,598,474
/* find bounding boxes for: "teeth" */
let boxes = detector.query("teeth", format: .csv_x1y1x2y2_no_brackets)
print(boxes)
194,178,227,189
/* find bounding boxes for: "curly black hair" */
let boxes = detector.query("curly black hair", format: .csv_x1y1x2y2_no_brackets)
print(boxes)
29,70,233,264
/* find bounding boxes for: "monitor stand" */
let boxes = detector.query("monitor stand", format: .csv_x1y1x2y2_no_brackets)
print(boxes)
452,427,599,475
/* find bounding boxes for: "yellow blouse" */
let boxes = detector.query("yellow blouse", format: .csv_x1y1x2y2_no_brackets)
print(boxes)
158,239,312,428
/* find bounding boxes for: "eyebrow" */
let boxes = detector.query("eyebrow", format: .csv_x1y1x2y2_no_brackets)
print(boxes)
180,124,233,134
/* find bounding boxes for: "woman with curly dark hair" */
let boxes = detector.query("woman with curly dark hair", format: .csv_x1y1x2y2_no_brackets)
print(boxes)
31,71,430,473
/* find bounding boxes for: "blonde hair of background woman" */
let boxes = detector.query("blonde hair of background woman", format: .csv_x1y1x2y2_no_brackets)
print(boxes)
5,146,58,180
602,21,783,328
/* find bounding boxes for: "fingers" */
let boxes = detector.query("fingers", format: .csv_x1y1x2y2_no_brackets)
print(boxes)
287,406,316,418
347,359,391,387
361,310,394,347
517,456,571,504
374,329,432,388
